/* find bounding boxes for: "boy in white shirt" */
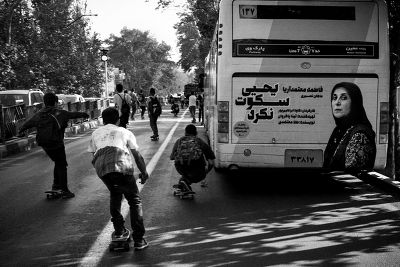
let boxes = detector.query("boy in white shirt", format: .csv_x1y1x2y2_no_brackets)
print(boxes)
188,92,197,123
88,107,149,250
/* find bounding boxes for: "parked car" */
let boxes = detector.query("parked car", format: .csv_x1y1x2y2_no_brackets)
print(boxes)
0,89,44,107
56,94,85,104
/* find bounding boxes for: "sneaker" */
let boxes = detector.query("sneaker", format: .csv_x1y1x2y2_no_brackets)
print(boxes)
173,184,181,189
114,228,129,239
134,238,149,250
61,190,75,199
179,180,192,192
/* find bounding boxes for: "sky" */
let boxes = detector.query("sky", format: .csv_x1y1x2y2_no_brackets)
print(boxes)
85,0,185,62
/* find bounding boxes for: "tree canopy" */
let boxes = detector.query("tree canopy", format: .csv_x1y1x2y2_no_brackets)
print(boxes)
0,0,104,96
104,28,176,94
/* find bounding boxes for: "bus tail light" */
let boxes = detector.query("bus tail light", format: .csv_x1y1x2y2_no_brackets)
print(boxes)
218,101,229,143
379,102,389,144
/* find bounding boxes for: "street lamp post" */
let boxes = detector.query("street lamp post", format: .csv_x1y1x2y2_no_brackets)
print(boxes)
101,49,109,98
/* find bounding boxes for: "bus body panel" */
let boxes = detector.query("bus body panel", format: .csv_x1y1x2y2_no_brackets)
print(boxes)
204,0,389,170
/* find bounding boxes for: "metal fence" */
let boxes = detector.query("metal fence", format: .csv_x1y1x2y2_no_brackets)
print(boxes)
0,99,110,144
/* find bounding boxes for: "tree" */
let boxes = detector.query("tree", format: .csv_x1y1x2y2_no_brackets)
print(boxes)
170,0,218,75
105,28,175,95
175,12,200,72
0,0,104,96
388,1,400,178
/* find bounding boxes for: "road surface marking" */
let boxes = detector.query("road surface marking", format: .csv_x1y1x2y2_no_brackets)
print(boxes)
79,110,188,266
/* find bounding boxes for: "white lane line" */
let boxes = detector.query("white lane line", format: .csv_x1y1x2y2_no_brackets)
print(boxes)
79,110,188,267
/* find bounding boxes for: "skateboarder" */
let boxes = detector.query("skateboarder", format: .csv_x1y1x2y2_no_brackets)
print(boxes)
18,92,89,198
113,84,131,128
171,100,180,117
138,90,146,119
88,107,149,250
147,88,162,140
170,124,215,192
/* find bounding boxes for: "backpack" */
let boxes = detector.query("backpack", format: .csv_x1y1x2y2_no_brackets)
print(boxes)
150,97,162,116
36,112,62,147
118,94,130,114
175,136,203,164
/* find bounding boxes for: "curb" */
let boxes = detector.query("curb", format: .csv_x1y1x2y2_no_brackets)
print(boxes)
0,119,101,159
358,171,400,198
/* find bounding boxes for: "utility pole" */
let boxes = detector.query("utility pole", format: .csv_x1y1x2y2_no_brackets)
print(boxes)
101,49,109,98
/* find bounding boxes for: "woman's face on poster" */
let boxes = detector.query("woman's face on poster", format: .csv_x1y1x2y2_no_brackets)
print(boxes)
332,87,351,119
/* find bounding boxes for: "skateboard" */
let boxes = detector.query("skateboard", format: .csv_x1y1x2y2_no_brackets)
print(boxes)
45,190,63,200
150,136,159,141
109,229,131,252
173,185,195,200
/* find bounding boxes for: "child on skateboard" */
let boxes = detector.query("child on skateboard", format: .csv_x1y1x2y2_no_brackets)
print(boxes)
171,101,180,117
88,107,149,250
170,124,215,193
19,92,89,199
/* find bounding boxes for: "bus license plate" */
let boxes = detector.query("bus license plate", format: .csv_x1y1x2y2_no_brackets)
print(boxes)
284,149,323,168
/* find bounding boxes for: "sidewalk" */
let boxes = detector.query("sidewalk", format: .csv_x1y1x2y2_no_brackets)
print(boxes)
0,118,102,159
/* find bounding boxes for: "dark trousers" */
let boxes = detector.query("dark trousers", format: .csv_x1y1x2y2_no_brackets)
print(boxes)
149,114,158,136
100,172,145,241
175,162,207,184
43,145,69,191
119,112,129,128
130,106,137,119
140,106,146,118
198,106,204,123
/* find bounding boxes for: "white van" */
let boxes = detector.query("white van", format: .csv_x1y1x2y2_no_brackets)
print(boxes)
0,89,44,107
56,94,85,104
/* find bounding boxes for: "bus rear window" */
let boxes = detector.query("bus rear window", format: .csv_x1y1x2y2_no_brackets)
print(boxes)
233,1,378,51
239,5,355,20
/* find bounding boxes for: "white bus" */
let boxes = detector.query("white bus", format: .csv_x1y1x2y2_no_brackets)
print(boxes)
203,0,390,170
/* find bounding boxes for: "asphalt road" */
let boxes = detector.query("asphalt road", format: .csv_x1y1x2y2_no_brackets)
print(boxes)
1,109,400,266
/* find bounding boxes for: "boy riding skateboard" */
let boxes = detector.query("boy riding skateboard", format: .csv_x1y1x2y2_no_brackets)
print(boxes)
88,107,149,250
170,124,215,193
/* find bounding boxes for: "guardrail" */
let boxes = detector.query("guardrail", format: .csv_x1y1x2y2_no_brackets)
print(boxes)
0,99,110,144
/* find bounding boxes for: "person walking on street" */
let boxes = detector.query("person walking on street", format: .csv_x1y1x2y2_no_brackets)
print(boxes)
129,89,138,120
138,90,147,120
113,84,131,128
88,107,150,250
170,124,215,192
180,95,185,109
189,92,197,123
197,93,204,125
18,92,89,198
148,87,162,141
